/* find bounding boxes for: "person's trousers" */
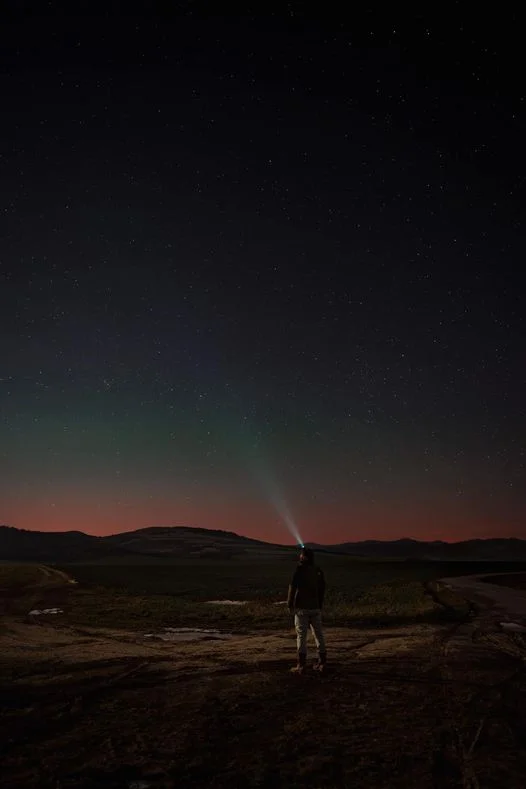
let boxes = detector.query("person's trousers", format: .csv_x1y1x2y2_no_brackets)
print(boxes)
294,608,326,656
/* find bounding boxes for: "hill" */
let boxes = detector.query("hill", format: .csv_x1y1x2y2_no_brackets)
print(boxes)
2,525,526,563
0,525,291,563
103,525,291,559
306,537,526,561
0,525,121,563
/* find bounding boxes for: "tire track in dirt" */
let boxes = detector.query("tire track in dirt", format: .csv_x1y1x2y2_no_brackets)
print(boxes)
428,621,479,788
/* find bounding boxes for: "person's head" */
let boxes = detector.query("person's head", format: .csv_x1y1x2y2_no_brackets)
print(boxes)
299,547,314,565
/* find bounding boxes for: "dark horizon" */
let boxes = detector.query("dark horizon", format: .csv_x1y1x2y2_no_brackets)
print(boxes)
1,7,524,544
3,522,526,549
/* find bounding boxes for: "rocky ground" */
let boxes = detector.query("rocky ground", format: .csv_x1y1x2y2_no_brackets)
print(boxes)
1,566,526,788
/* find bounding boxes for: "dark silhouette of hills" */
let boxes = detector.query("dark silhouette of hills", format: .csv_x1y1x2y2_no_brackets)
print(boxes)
0,524,289,562
306,537,526,561
103,525,290,558
0,525,121,562
1,524,526,563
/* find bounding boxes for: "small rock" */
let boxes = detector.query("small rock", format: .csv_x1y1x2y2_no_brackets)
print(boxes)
28,608,63,616
500,622,526,633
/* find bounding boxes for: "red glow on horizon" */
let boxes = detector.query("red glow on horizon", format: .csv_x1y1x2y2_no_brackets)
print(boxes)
1,490,523,543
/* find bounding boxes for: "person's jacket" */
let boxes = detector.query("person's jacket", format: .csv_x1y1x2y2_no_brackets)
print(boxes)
287,563,325,610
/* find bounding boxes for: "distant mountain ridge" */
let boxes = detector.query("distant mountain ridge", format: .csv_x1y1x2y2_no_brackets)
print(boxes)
306,537,526,561
0,525,120,562
1,524,526,563
0,524,290,562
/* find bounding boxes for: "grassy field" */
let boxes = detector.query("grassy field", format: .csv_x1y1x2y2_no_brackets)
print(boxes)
50,555,526,629
3,556,526,634
58,554,526,601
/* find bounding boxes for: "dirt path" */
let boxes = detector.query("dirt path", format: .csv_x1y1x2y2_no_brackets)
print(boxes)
1,619,443,788
440,572,526,625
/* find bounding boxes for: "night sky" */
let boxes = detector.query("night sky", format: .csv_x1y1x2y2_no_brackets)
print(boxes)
1,6,525,544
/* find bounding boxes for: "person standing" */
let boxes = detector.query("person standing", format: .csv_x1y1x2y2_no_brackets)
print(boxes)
287,547,327,674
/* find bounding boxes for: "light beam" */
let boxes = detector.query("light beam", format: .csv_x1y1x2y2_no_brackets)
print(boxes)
252,462,304,546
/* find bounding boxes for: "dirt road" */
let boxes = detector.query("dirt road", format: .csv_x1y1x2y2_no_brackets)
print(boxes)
441,572,526,625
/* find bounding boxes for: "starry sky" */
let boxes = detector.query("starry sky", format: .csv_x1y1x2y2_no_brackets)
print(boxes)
1,6,525,544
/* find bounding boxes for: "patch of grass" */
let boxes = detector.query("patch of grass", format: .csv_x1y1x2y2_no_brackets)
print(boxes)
0,555,492,632
45,555,495,632
59,578,450,633
0,564,44,588
424,579,473,620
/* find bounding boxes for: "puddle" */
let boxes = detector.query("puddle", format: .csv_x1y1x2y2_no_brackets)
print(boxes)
28,608,63,616
205,600,248,606
500,622,526,633
204,600,289,606
144,627,234,642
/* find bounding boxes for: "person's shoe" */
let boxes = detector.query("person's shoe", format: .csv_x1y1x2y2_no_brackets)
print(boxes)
290,653,307,674
313,652,327,672
290,663,305,675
